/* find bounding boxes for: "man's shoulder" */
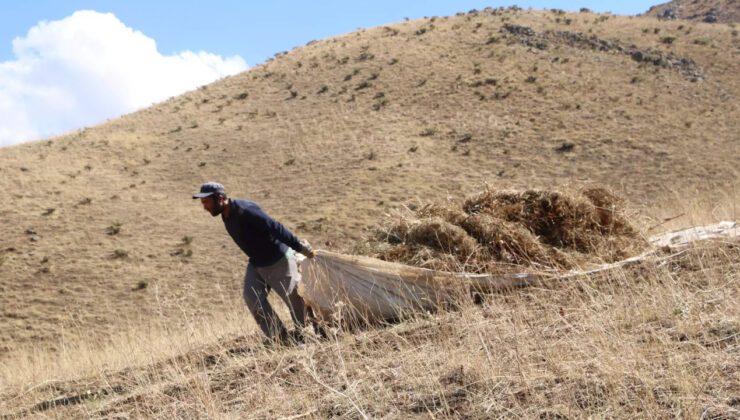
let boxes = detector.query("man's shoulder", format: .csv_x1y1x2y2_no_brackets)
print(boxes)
230,198,262,216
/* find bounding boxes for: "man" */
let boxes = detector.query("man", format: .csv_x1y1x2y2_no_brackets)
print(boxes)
193,182,316,343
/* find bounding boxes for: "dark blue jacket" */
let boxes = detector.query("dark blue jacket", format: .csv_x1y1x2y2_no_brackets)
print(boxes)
222,199,304,267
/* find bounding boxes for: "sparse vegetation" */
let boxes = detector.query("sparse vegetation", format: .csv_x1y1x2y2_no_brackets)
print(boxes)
111,249,129,259
372,98,389,110
1,7,739,418
661,35,678,44
107,221,123,235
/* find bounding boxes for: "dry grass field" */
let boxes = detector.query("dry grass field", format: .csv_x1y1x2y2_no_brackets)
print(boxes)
0,5,738,418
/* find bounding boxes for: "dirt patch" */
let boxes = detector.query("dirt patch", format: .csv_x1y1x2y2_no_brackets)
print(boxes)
364,185,647,273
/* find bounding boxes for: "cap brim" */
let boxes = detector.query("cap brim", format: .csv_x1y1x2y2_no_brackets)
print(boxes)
192,192,216,199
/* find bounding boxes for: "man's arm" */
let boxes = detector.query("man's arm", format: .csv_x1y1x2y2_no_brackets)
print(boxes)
245,204,314,257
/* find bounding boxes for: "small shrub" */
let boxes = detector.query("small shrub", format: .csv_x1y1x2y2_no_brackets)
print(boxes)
317,85,329,94
525,75,537,83
134,279,148,290
693,38,710,45
355,81,372,90
78,197,92,205
112,249,129,259
107,221,123,235
416,27,427,36
420,128,437,137
42,208,55,216
235,92,248,100
631,76,643,84
171,249,193,257
372,99,389,111
494,89,511,99
374,92,385,99
389,58,398,65
661,36,677,44
182,235,194,245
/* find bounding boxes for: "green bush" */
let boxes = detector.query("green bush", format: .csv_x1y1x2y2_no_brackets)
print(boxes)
661,36,677,44
112,249,129,259
107,221,123,235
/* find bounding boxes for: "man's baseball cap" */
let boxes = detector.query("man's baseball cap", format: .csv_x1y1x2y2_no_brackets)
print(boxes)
193,182,226,199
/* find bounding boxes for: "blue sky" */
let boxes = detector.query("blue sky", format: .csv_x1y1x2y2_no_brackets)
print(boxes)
1,1,658,65
0,1,660,146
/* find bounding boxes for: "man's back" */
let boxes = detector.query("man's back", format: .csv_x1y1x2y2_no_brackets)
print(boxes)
222,198,303,267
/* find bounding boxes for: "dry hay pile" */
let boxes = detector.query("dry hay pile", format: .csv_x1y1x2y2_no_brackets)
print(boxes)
366,185,647,274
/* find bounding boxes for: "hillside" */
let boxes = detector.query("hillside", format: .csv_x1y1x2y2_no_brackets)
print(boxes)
0,6,738,410
644,0,740,23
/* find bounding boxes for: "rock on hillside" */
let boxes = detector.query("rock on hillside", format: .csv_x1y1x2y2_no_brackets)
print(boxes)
644,0,740,23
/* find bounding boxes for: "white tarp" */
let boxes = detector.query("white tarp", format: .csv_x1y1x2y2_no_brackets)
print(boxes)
298,221,738,322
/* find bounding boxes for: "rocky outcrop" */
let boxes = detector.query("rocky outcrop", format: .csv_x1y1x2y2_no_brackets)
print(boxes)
500,25,704,81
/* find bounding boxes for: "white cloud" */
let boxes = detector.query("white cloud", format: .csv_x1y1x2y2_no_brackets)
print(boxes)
0,10,247,146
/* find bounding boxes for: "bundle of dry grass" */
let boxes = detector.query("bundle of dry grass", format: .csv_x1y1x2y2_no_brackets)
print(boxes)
366,185,646,273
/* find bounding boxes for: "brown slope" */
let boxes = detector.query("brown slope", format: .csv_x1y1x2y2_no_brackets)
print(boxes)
0,7,738,358
644,0,740,23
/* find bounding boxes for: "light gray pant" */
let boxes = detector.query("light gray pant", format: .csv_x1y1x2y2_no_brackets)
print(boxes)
243,254,306,338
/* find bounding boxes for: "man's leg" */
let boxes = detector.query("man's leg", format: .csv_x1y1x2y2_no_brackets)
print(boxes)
257,255,307,329
243,263,285,338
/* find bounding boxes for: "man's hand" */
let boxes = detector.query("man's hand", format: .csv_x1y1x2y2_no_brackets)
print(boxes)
299,242,316,258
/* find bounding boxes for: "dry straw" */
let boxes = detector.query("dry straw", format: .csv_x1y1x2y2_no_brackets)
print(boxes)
367,184,647,273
